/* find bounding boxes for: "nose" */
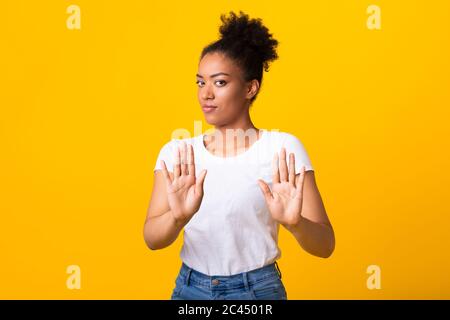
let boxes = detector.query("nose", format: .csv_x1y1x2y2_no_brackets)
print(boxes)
201,83,214,100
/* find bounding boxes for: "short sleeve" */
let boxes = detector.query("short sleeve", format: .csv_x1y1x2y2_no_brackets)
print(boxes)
281,133,314,174
153,140,177,172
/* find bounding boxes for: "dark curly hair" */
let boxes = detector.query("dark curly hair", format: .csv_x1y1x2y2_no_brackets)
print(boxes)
200,11,279,104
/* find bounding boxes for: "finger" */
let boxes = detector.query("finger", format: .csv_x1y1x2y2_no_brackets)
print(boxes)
272,152,280,184
295,165,307,198
174,146,181,178
279,147,288,182
188,144,196,177
289,153,295,187
195,169,207,196
180,141,187,175
160,160,173,186
258,179,273,203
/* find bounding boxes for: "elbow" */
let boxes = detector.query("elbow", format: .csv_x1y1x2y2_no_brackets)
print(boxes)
320,230,335,259
148,245,160,251
144,237,162,251
143,234,156,250
143,223,160,251
144,238,157,251
313,226,335,259
320,241,335,258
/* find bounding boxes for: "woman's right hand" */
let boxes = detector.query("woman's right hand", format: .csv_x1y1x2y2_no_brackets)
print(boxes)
160,141,207,225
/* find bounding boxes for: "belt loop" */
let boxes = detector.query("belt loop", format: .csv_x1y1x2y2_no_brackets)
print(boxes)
275,261,282,280
185,266,192,286
242,271,250,292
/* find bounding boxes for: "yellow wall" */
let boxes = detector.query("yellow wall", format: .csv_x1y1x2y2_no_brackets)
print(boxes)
1,0,449,299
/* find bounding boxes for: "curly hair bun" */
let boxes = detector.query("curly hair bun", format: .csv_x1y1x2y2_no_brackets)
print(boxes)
218,11,278,72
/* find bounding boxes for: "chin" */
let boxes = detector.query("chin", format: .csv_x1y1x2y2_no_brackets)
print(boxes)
203,115,221,126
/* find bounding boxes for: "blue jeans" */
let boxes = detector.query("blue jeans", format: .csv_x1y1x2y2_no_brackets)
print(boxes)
171,261,288,300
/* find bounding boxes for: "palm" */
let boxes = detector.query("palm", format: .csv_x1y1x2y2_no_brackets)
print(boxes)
258,148,306,227
267,181,302,225
160,141,207,223
167,174,202,219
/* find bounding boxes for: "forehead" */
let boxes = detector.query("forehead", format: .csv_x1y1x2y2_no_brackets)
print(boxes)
197,52,241,77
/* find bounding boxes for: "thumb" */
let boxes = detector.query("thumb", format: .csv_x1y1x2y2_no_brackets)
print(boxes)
195,169,207,195
257,179,273,203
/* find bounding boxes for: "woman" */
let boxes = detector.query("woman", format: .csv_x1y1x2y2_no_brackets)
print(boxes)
143,11,335,300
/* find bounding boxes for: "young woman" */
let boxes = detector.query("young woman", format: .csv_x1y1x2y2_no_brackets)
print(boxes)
144,11,335,300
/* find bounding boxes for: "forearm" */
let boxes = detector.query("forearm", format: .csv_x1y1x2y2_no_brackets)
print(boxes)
283,216,335,258
143,210,189,250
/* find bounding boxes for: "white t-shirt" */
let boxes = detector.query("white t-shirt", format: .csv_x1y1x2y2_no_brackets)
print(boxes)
153,129,314,276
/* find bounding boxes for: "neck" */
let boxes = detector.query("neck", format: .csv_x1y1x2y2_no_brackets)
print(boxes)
213,109,258,139
204,111,262,154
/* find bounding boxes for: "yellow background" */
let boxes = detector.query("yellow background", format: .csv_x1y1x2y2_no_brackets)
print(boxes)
1,0,449,299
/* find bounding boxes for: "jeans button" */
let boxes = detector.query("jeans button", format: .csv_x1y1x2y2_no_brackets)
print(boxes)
212,279,220,285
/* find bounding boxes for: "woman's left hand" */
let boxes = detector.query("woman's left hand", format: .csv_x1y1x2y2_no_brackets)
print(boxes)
257,147,306,227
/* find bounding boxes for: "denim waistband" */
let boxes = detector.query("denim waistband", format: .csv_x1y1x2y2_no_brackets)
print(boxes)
178,261,283,290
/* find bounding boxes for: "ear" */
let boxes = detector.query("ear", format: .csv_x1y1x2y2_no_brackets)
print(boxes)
246,79,260,100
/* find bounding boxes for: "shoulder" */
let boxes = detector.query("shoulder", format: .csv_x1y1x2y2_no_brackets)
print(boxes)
267,130,311,157
264,130,305,145
154,134,202,171
273,130,314,171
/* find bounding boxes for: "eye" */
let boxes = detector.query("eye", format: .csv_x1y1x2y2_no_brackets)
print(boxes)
215,80,227,87
196,80,204,87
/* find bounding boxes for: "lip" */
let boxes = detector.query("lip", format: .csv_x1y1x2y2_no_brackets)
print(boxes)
202,105,218,113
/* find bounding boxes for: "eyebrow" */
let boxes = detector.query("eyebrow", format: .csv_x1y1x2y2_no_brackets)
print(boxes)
196,72,230,78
